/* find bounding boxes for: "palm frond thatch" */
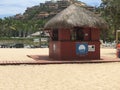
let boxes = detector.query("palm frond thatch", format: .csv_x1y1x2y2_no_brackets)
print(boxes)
44,4,107,29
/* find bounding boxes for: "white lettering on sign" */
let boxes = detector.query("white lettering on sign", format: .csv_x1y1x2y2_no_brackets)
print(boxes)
88,45,95,52
53,44,56,52
85,33,88,36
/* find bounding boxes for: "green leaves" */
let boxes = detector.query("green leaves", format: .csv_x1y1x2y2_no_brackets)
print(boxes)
99,0,120,41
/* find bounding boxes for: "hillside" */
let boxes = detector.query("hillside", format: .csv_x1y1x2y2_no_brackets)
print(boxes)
0,0,95,38
14,0,93,20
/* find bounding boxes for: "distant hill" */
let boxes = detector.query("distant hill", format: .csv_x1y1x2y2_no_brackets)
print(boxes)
0,0,96,38
13,0,94,20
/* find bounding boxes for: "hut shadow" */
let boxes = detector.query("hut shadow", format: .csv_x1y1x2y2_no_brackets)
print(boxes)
27,55,50,61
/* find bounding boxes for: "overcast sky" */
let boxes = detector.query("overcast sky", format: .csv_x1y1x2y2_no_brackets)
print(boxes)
0,0,101,18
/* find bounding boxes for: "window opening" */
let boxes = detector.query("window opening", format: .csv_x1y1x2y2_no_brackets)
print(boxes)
71,27,84,41
52,29,58,41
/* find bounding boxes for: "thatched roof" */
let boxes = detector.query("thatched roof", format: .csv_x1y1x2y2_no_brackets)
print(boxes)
44,4,107,30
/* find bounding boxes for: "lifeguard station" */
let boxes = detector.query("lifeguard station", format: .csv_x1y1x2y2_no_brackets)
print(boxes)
44,4,107,60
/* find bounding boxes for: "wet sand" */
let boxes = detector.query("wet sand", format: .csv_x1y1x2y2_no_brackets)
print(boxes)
0,48,120,90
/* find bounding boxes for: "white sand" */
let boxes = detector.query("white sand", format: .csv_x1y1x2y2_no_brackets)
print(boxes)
0,48,48,61
101,48,116,58
0,48,117,61
0,48,120,90
1,63,120,90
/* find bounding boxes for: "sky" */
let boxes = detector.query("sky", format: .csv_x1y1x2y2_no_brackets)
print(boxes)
0,0,101,18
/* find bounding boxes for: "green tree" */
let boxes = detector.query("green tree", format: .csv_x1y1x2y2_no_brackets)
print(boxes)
99,0,120,41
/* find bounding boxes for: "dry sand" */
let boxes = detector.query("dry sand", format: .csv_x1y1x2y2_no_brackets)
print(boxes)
0,48,48,61
101,48,116,58
0,48,120,90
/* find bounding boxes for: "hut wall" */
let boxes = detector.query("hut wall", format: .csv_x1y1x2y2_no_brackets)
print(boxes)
91,28,100,41
49,41,61,59
83,28,91,41
49,41,100,60
58,29,71,41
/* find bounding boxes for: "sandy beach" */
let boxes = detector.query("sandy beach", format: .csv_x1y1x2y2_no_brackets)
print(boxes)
0,48,120,90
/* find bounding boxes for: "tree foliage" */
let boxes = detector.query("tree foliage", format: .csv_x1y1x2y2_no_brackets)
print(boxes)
1,0,119,42
99,0,120,41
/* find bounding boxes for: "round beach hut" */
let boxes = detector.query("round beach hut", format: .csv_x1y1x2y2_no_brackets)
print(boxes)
44,4,107,60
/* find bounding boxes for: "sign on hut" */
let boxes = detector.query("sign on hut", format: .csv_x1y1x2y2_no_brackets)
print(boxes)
44,4,107,60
